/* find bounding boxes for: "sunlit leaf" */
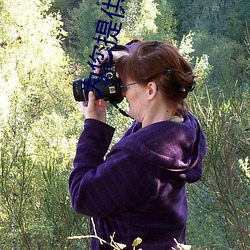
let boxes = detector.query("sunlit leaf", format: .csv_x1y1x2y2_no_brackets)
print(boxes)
115,243,127,249
174,239,192,250
132,237,142,247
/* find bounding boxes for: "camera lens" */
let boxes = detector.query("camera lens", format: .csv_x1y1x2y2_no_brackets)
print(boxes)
73,79,85,101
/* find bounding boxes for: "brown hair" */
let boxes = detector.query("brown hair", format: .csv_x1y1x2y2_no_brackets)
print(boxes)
116,41,195,116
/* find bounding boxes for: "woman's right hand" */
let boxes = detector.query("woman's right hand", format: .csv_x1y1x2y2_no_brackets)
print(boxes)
81,91,107,123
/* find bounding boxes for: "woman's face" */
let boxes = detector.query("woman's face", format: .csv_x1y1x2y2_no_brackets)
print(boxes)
121,81,148,122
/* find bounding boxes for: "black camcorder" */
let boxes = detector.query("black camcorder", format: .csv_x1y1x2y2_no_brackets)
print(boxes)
72,64,124,104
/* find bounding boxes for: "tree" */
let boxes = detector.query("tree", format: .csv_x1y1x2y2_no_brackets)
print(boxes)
185,28,250,250
0,0,87,248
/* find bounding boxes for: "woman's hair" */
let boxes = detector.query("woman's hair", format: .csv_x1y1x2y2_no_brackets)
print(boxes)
116,41,195,116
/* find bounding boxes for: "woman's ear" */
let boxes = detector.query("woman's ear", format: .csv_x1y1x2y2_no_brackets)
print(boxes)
147,82,158,100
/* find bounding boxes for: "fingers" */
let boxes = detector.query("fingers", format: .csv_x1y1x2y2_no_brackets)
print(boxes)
94,51,109,74
87,91,96,111
80,92,95,115
93,50,129,74
80,91,107,122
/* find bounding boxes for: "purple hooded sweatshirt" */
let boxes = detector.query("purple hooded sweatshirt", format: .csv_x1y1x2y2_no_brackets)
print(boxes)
69,112,206,250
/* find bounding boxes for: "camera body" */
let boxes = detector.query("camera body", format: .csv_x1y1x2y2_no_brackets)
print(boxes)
73,64,123,104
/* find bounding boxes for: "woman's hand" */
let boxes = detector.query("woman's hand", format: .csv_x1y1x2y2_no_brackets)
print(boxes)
81,91,107,123
94,50,129,74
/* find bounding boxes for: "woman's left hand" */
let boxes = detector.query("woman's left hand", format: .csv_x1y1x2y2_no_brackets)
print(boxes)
81,91,107,123
94,50,129,74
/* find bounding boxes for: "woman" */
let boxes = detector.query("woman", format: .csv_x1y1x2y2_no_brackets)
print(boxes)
69,40,207,250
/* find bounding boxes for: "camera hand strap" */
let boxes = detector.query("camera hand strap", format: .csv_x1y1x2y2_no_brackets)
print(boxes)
112,103,134,120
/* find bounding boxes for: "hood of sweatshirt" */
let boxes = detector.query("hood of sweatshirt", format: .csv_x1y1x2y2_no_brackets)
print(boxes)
112,112,207,183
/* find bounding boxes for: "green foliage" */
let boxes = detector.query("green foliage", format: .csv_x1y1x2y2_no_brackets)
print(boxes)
65,1,101,66
239,157,250,183
169,0,250,42
187,64,250,249
154,0,177,42
177,25,249,249
0,0,87,248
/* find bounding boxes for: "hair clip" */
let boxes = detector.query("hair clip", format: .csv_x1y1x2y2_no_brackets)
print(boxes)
153,41,159,47
179,80,196,93
179,86,186,92
165,67,173,75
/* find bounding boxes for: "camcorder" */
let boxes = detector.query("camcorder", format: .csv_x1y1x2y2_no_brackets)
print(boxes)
72,64,124,104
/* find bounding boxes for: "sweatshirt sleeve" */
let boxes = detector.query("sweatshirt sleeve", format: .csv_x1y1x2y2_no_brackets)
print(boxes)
69,119,156,218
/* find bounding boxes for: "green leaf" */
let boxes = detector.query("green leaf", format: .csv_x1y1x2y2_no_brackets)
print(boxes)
132,237,142,247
